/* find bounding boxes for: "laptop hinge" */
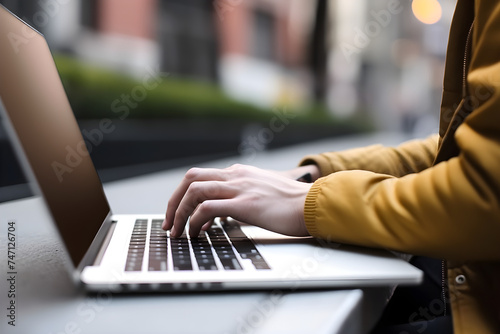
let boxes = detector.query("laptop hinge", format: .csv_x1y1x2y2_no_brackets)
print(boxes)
93,220,118,266
76,211,114,274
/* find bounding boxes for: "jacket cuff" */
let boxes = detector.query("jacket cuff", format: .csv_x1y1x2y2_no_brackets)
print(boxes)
303,176,327,237
299,154,337,177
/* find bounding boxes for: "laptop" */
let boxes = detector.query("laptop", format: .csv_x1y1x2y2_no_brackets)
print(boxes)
0,5,422,292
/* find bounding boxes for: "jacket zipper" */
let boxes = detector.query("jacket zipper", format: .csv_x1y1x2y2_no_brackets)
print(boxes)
442,260,447,315
462,21,475,97
442,20,475,317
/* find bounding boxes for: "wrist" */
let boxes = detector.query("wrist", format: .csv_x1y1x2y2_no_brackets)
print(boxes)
299,164,321,182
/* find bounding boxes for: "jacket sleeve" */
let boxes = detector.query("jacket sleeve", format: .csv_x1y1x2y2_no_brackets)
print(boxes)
299,135,438,177
303,1,500,262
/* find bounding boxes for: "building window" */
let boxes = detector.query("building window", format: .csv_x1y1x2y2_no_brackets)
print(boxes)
252,9,275,61
157,0,218,81
81,0,98,30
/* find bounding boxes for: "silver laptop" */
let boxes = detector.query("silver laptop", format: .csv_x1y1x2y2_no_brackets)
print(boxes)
0,5,422,292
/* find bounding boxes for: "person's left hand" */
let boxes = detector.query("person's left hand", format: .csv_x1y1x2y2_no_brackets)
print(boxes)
163,164,313,238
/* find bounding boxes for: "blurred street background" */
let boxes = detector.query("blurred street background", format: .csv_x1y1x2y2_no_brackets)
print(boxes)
0,0,455,202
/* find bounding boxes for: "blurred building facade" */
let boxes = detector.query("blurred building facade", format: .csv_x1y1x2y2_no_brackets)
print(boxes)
214,0,315,107
326,0,455,134
0,0,314,109
0,0,456,133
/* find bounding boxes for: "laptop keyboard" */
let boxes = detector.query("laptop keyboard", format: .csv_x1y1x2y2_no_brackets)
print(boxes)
125,219,270,272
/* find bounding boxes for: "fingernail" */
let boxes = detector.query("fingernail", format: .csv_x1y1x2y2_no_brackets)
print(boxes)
162,219,167,230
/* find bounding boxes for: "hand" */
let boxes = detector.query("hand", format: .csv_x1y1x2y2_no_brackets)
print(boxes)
163,164,313,238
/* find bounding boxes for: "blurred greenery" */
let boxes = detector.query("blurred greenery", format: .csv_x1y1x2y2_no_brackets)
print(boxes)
53,54,372,130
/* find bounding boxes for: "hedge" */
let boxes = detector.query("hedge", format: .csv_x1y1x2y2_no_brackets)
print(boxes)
53,54,372,130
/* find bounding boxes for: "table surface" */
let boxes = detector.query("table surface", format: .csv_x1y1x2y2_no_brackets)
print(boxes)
0,133,414,334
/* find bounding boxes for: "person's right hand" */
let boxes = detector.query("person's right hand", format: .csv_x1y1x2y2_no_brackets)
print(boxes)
162,164,315,238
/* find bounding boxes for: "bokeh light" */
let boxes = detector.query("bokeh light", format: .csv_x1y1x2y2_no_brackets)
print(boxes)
412,0,442,25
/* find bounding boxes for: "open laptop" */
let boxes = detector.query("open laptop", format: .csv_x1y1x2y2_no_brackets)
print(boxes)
0,5,422,292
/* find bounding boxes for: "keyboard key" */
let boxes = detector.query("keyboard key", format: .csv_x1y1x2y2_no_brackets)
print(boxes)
197,259,218,271
221,222,271,270
219,257,242,270
129,240,146,244
252,260,271,270
148,258,168,271
128,244,146,249
173,258,193,271
223,225,247,239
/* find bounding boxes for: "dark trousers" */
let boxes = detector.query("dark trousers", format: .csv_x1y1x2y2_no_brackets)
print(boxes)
371,256,453,334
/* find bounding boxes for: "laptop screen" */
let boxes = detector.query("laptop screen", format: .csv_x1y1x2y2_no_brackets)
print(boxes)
0,6,111,266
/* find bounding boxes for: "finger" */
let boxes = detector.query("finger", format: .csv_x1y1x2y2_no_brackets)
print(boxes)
182,204,210,235
187,199,237,238
171,181,237,237
163,168,227,230
200,219,214,232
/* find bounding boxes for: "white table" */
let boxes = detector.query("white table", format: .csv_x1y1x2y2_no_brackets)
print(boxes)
0,133,415,334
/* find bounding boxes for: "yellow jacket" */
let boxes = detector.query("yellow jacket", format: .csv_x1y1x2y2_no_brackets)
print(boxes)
300,1,500,333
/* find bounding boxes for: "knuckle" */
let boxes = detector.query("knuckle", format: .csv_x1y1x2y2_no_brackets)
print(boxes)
186,182,213,204
228,164,249,177
197,201,214,215
185,167,202,181
186,181,202,194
